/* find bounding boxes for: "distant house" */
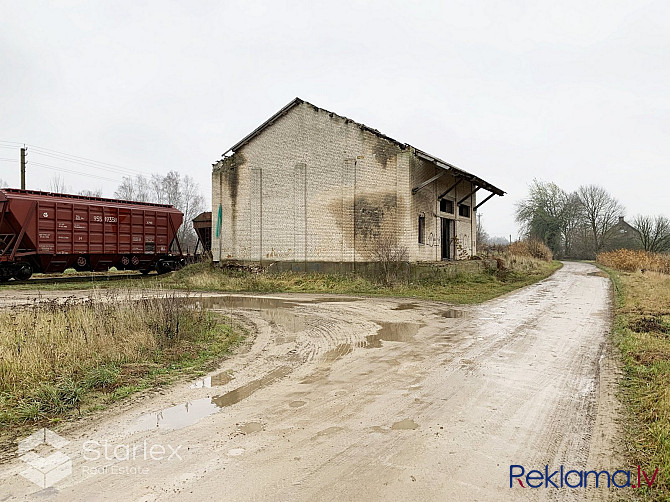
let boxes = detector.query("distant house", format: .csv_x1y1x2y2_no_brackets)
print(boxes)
605,216,641,251
211,98,504,270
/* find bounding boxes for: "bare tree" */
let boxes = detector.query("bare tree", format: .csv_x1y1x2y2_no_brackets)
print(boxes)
476,214,489,248
49,175,68,193
576,185,625,255
115,174,151,202
560,192,582,257
178,174,205,249
515,180,572,257
633,215,670,253
115,171,204,251
372,234,409,285
78,189,102,197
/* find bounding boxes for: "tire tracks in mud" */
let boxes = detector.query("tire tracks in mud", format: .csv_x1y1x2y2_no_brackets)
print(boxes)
0,263,621,502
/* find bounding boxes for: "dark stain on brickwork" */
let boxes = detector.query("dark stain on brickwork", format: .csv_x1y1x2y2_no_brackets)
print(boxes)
354,192,397,241
370,137,400,170
329,191,400,258
221,153,245,209
219,153,245,243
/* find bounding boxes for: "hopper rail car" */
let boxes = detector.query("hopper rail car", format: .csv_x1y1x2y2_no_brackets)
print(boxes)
0,188,185,281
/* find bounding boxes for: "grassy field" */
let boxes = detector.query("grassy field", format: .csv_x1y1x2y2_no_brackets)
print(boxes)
161,256,562,304
598,265,670,500
0,256,562,303
0,290,243,445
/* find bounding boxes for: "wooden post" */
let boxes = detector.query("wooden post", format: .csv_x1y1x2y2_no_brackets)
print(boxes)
20,147,26,189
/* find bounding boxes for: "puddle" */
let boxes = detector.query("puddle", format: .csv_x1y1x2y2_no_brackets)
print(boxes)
212,366,292,407
314,426,344,438
364,322,422,348
189,296,306,333
190,370,233,389
263,309,306,333
190,296,299,310
368,426,388,434
289,400,306,408
391,419,419,430
135,366,291,431
134,399,220,431
309,297,363,304
393,303,419,310
238,422,263,434
441,309,467,318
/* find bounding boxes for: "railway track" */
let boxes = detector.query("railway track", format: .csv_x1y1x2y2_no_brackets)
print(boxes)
1,273,160,285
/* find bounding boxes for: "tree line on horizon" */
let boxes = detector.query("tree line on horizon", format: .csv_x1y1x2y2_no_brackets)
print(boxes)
513,180,670,259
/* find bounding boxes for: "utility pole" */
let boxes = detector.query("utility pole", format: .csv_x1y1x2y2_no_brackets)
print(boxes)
20,147,27,189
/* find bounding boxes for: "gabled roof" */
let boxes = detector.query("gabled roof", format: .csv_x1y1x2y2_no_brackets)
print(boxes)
219,97,505,197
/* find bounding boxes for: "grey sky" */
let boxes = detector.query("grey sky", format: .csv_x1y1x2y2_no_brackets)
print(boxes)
1,0,668,238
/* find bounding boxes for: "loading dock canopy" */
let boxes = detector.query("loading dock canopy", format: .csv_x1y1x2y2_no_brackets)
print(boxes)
412,149,505,198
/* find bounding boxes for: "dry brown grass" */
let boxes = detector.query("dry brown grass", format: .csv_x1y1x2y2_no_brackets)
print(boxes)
508,239,553,261
601,267,670,499
597,249,670,274
166,256,561,305
0,290,240,426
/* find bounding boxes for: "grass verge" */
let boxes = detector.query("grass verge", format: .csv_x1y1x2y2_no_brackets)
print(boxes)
0,290,243,448
162,257,562,304
598,266,670,500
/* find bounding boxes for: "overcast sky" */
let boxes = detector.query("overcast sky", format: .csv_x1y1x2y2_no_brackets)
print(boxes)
1,1,668,238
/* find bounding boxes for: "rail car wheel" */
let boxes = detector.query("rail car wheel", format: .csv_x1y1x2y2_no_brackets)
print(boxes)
131,256,140,267
14,263,33,281
75,256,88,271
120,256,130,268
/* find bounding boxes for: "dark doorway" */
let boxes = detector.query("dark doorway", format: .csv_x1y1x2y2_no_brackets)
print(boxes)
441,218,451,260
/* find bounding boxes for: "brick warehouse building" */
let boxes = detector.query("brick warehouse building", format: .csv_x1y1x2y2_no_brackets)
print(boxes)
211,98,504,270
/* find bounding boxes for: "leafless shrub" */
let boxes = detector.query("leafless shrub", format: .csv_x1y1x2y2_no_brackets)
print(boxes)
372,234,409,285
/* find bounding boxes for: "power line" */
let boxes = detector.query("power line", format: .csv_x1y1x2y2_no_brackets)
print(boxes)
29,162,122,182
0,140,150,178
28,150,143,177
27,144,146,176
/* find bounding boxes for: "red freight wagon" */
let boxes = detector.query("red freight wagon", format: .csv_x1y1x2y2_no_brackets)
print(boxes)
0,188,184,281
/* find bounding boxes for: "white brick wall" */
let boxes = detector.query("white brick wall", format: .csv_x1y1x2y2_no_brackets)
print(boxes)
212,102,478,264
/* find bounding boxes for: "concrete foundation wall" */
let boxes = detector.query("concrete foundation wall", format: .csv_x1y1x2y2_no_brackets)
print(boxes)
226,258,497,279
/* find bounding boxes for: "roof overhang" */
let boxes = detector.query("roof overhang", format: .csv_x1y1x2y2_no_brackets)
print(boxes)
413,149,505,197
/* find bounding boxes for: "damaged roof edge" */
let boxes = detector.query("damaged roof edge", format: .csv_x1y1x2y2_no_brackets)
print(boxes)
413,150,505,196
218,97,505,196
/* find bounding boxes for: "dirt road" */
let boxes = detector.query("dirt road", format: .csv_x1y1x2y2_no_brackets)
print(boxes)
0,261,620,501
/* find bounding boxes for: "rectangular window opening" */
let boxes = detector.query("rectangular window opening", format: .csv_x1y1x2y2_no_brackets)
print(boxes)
458,204,470,218
418,214,426,244
440,199,454,214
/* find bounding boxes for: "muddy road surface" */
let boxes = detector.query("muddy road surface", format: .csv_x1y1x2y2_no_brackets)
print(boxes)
0,262,620,501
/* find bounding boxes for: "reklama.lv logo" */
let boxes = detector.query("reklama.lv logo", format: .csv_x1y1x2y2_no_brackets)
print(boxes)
510,465,659,489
